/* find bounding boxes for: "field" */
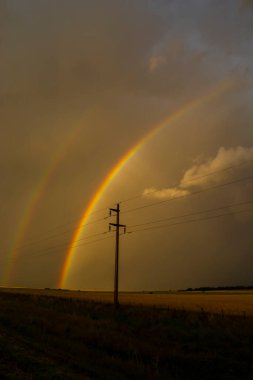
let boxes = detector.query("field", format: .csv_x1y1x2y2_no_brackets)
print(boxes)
0,288,253,379
2,287,253,316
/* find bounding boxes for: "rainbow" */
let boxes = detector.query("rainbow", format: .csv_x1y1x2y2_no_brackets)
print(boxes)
2,119,86,285
59,78,235,288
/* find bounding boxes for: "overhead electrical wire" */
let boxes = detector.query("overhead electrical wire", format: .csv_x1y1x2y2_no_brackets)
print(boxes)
4,230,110,262
11,174,253,255
7,159,253,263
2,233,117,266
16,215,109,251
128,199,253,228
30,233,114,260
3,204,253,265
15,158,253,248
127,207,253,235
13,200,253,263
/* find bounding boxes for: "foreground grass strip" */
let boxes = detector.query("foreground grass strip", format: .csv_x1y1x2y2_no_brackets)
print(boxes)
0,291,252,379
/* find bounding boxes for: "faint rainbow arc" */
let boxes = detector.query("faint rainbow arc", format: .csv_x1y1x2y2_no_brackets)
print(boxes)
2,121,85,285
59,78,235,288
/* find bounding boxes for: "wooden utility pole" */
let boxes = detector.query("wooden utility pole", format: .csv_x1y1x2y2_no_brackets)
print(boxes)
109,204,126,309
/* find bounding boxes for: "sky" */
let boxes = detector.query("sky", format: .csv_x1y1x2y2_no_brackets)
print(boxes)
0,0,253,290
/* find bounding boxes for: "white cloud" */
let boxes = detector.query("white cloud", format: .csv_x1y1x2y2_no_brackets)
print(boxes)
143,187,189,199
143,146,253,199
180,146,253,188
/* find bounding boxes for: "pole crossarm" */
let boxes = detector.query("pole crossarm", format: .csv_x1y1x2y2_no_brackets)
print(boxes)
109,223,126,228
109,207,120,215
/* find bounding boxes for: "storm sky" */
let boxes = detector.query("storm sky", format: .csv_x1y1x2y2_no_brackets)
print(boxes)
0,0,253,290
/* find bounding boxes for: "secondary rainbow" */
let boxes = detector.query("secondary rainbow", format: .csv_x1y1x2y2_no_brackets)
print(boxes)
2,120,86,285
59,78,235,288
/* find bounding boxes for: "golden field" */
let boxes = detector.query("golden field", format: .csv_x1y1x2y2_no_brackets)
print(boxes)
1,287,253,378
1,287,253,316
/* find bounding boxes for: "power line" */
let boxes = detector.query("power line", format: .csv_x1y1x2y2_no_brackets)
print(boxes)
16,202,253,262
4,162,253,275
122,174,253,215
127,207,253,235
3,204,253,270
8,178,253,260
3,233,116,264
16,215,109,251
7,230,109,261
3,205,253,265
29,234,115,260
24,200,253,260
17,206,110,249
128,200,253,228
25,207,108,237
14,158,253,251
40,214,108,234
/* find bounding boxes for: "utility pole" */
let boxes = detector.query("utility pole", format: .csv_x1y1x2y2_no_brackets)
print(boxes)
109,203,126,309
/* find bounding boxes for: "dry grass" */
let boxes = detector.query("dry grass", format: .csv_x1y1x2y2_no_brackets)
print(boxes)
0,289,253,379
1,287,253,316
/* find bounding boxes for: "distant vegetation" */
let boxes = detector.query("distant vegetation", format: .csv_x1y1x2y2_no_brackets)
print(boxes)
185,285,253,291
0,290,253,379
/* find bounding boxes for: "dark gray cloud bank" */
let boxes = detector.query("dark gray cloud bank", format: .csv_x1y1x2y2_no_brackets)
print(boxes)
0,0,252,290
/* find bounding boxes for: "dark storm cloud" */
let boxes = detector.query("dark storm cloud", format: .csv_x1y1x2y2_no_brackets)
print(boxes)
0,0,163,100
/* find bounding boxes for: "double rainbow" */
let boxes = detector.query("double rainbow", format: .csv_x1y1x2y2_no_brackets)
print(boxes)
59,78,235,288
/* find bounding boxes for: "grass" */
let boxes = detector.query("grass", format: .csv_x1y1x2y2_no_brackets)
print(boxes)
0,290,253,379
2,287,253,316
